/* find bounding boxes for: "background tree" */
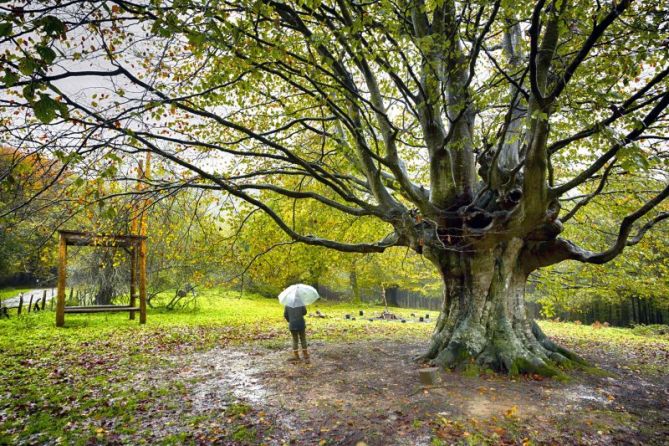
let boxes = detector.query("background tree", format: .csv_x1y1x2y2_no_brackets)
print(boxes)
223,188,442,300
529,175,669,325
0,147,66,285
144,187,231,309
1,0,667,374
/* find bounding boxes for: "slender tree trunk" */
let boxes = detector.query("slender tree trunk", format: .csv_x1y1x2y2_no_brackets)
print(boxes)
349,268,361,304
422,238,583,375
95,254,116,305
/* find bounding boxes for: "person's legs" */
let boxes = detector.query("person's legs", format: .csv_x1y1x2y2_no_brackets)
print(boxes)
288,331,300,362
299,330,310,363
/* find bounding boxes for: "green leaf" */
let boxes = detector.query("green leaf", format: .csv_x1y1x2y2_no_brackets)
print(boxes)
531,110,549,121
18,57,38,75
187,32,206,46
22,84,36,101
36,45,57,64
39,16,66,37
103,206,117,219
3,70,18,87
0,21,12,37
33,94,58,123
56,101,70,120
151,19,172,38
618,144,650,171
105,152,123,163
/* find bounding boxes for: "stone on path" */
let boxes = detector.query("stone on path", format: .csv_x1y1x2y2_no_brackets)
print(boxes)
418,367,441,386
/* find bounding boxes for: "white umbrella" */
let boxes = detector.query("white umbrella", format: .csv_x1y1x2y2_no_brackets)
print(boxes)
278,284,320,308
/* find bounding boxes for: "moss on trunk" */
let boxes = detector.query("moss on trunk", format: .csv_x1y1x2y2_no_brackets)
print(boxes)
422,238,584,376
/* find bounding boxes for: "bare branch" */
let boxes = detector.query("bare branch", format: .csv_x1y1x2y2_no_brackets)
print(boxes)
549,0,632,101
551,91,669,197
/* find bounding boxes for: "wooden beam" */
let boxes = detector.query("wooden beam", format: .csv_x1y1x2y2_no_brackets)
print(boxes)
129,247,137,320
56,233,67,327
138,152,151,325
139,238,147,324
64,306,140,314
58,230,144,248
65,305,131,309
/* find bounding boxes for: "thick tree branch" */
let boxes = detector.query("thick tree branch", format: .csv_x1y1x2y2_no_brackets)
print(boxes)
527,182,669,269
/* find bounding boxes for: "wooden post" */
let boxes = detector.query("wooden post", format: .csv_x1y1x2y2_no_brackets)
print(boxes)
381,284,388,310
129,247,137,320
41,290,47,310
138,239,147,324
28,294,33,313
56,233,67,327
17,293,23,315
138,152,150,325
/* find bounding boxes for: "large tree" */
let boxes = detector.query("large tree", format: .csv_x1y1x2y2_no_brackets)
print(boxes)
1,0,668,374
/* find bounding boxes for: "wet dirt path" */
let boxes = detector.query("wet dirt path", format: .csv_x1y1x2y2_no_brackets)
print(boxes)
151,339,668,445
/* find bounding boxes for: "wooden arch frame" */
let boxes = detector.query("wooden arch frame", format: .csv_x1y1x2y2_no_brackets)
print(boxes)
55,230,147,327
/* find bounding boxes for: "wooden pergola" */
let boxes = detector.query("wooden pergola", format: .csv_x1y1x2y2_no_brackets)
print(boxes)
56,230,147,327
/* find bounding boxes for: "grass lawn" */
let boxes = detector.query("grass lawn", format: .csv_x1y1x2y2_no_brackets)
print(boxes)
0,288,438,350
1,288,667,445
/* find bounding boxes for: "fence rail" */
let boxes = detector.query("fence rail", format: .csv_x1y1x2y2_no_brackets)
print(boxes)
0,289,56,318
315,284,443,311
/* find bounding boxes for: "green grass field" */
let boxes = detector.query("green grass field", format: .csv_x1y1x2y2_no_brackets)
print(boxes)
0,288,439,351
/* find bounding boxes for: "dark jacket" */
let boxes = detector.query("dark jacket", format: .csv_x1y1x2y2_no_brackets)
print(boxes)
284,306,307,331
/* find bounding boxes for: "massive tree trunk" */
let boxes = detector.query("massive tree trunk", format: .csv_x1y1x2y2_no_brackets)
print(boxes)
422,238,583,375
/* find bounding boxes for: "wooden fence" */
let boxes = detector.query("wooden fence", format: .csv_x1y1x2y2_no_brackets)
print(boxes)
315,284,443,311
0,289,55,318
528,297,667,327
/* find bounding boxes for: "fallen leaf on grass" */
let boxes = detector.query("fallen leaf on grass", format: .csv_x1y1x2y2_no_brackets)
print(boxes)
504,405,518,418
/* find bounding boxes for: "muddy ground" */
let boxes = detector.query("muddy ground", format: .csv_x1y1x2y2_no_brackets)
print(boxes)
129,335,668,446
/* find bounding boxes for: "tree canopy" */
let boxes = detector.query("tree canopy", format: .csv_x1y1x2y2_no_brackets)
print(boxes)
1,0,666,257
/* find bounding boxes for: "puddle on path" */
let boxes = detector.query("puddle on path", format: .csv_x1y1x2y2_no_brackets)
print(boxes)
175,348,270,412
563,384,612,406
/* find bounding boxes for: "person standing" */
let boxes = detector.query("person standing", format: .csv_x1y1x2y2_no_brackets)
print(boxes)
284,305,309,363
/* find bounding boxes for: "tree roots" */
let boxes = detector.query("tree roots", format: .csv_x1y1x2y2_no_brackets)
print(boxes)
421,320,586,377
